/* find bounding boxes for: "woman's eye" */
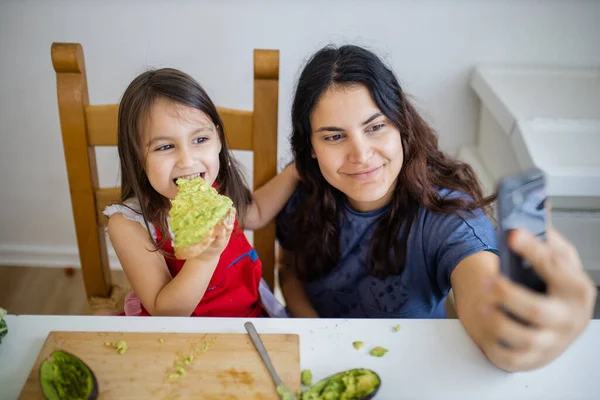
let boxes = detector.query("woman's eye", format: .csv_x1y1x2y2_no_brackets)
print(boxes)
193,137,207,144
368,123,385,133
325,134,343,142
156,144,174,151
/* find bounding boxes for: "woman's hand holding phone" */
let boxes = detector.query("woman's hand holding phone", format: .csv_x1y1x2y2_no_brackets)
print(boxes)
481,220,596,371
482,168,597,371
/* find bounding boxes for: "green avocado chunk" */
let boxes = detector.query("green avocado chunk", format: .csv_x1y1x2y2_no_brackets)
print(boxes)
369,347,388,357
169,177,233,248
301,369,313,386
40,350,98,400
301,368,380,400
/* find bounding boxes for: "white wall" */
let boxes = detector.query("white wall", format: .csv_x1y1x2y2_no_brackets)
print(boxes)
0,0,599,268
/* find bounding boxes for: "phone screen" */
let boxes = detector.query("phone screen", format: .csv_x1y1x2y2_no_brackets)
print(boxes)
497,170,547,293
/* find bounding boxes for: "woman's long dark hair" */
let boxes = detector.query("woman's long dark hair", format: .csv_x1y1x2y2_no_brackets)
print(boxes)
117,68,251,251
290,45,495,281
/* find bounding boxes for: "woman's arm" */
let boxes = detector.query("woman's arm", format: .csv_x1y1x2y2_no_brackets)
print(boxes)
242,163,299,230
278,247,319,318
108,213,231,316
451,226,596,372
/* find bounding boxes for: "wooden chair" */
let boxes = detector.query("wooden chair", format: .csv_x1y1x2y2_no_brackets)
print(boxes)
51,43,279,312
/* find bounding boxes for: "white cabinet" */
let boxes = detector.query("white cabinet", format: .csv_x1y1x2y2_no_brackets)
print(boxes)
462,65,600,283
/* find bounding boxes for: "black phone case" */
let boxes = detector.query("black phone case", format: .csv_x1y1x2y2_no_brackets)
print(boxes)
496,168,547,293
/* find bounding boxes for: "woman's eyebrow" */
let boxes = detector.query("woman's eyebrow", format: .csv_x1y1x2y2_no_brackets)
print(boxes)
314,112,383,133
315,125,344,133
362,112,383,125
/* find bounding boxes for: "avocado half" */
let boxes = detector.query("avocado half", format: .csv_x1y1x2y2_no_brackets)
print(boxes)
301,368,381,400
39,350,98,400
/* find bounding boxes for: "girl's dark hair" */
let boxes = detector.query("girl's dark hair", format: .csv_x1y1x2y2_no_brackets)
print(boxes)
117,68,251,251
289,44,495,281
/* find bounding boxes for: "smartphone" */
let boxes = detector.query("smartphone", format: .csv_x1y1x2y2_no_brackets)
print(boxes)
496,168,547,293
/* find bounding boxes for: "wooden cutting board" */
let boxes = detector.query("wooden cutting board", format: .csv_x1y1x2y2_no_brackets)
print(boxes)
19,331,300,400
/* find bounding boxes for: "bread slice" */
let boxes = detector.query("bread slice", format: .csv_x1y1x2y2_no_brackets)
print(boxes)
169,177,235,260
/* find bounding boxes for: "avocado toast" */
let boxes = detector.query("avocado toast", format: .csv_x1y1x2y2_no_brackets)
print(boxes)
169,177,235,259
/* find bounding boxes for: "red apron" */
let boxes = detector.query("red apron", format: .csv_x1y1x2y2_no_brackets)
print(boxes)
138,218,264,317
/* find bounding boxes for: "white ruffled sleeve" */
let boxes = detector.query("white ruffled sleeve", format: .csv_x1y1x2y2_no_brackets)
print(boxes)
103,198,158,243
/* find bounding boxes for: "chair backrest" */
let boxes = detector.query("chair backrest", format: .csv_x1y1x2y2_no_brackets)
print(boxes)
51,42,279,301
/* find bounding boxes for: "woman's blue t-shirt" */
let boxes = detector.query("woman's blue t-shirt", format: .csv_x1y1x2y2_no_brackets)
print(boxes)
276,187,498,318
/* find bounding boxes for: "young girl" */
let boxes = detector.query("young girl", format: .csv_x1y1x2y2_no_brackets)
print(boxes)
277,44,596,371
105,68,297,318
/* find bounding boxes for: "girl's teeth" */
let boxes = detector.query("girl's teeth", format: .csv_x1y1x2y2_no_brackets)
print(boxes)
176,172,204,181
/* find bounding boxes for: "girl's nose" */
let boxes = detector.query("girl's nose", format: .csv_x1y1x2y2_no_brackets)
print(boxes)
176,147,196,168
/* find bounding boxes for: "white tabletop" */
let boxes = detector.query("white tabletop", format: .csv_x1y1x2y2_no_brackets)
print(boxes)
1,315,599,400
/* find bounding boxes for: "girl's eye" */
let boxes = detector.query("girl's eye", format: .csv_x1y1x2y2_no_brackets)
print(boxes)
324,133,343,142
156,144,174,151
193,137,208,144
367,123,385,133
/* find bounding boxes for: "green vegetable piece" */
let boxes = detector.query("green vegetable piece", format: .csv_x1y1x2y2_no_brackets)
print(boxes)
392,324,401,332
176,367,186,375
40,350,98,400
352,341,364,350
369,347,388,357
159,338,164,344
301,369,313,386
0,308,7,345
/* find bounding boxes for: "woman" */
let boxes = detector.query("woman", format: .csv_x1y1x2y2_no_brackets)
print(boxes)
276,44,596,372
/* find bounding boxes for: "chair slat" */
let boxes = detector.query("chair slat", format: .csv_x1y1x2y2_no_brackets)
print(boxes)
85,105,253,151
218,107,253,151
86,105,118,146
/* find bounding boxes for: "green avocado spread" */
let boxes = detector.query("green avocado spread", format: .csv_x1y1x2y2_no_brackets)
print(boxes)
169,177,233,248
301,369,380,400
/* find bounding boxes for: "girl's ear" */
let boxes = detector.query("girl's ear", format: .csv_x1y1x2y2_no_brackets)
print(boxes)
311,148,316,159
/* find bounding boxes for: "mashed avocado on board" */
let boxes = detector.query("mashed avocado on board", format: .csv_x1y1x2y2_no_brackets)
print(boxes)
169,177,235,259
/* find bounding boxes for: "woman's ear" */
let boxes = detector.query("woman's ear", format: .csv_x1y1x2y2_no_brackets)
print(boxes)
311,148,316,159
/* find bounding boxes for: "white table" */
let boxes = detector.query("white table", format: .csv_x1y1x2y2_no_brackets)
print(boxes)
1,315,599,400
